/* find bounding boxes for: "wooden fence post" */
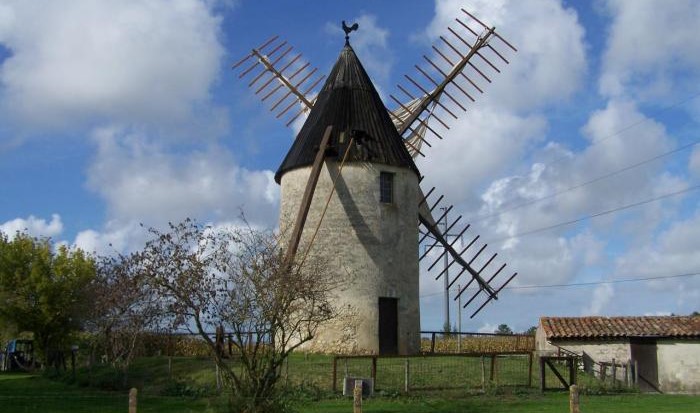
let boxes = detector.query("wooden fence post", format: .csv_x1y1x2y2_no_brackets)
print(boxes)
371,357,377,392
569,384,580,413
539,356,546,393
490,355,497,384
527,352,533,388
404,358,410,393
332,356,338,392
481,356,486,392
353,379,363,413
611,358,617,387
128,388,138,413
430,333,436,354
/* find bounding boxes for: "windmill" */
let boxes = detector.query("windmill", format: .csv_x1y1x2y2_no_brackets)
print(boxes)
232,8,518,355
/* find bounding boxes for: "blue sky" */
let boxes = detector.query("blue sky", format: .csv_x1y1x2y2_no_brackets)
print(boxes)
1,0,700,333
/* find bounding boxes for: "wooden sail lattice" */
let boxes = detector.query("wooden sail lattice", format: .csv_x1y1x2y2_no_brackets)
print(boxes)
389,8,517,158
232,36,325,127
419,187,517,318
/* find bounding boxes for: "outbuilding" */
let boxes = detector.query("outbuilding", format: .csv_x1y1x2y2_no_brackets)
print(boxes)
536,315,700,394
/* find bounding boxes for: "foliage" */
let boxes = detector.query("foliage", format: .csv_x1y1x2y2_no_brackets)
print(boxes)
0,231,95,368
523,326,537,336
140,219,342,413
84,252,165,381
495,324,513,335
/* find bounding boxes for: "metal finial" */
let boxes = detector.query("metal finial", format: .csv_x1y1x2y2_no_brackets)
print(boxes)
342,20,359,44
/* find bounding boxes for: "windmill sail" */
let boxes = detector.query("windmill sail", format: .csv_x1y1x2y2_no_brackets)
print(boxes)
390,9,517,157
418,187,517,318
232,36,325,127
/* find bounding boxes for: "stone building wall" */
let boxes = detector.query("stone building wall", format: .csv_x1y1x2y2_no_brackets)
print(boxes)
279,161,420,354
657,340,700,394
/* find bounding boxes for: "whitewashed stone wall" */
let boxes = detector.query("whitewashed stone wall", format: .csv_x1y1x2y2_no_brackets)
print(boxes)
279,161,421,354
657,340,700,394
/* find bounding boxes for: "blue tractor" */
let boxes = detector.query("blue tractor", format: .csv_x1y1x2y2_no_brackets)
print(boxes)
1,339,35,372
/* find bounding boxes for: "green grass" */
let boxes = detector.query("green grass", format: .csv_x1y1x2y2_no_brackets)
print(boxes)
299,392,700,413
0,373,223,413
2,355,699,413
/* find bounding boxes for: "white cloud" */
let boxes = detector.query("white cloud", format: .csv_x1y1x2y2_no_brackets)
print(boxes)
599,0,700,105
86,127,279,228
424,0,587,112
0,0,224,130
418,108,547,209
583,283,614,315
0,213,63,238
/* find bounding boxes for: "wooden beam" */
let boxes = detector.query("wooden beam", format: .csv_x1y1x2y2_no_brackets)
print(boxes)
284,125,333,264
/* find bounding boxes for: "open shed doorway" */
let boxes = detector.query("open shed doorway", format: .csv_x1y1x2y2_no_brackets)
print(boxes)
630,338,660,392
378,297,398,355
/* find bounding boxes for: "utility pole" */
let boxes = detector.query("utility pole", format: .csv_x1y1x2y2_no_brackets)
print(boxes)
457,283,462,352
441,207,450,331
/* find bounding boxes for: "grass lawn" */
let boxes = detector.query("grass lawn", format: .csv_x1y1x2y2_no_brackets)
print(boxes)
2,372,700,413
0,373,222,413
300,393,700,413
2,355,699,413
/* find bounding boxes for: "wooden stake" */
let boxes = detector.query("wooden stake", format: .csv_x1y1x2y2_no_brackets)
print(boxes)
128,388,138,413
569,384,580,413
353,380,363,413
404,358,410,393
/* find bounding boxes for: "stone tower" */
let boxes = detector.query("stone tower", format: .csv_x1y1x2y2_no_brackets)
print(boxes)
275,42,421,355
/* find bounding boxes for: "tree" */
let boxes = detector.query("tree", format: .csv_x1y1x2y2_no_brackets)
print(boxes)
494,324,513,335
523,325,537,336
141,219,341,412
0,231,95,368
85,251,164,383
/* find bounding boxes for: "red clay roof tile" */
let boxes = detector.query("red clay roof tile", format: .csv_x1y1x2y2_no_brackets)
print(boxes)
540,316,700,339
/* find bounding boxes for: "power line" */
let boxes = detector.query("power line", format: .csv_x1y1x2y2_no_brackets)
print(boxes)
490,182,700,242
540,90,700,170
461,90,700,223
470,138,700,223
419,271,700,298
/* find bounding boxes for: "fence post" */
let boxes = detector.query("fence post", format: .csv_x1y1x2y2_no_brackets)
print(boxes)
481,356,486,392
490,355,497,384
430,333,436,354
371,356,377,392
569,384,580,413
634,360,639,386
404,358,410,393
527,352,533,387
332,356,338,392
128,388,138,413
611,358,617,387
539,356,546,393
215,363,222,393
353,379,363,413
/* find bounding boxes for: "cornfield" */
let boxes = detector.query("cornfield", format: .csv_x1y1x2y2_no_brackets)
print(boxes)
421,333,535,354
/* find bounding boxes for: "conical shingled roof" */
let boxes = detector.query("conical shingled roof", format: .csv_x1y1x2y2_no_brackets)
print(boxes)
275,43,420,183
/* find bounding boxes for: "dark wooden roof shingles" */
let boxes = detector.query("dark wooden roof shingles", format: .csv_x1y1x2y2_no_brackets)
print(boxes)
275,43,419,183
540,316,700,339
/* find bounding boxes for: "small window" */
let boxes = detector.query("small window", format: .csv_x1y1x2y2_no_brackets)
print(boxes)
380,172,394,204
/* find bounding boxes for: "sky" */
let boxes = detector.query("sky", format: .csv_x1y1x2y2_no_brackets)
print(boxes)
1,0,700,334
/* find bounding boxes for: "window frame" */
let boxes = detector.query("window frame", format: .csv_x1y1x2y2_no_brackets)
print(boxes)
379,171,394,204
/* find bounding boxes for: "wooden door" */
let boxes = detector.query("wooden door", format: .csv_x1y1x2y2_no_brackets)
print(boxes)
378,297,398,355
630,338,659,392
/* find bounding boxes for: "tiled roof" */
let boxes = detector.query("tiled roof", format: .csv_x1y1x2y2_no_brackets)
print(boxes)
540,316,700,339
